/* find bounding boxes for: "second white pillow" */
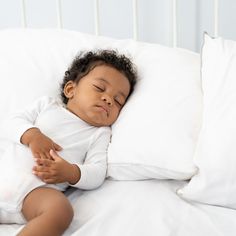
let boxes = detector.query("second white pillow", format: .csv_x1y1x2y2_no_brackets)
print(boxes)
178,34,236,208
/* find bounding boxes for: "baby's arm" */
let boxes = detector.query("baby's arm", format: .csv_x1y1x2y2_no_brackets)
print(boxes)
32,127,111,188
21,127,62,160
33,149,81,184
3,96,62,159
71,127,111,189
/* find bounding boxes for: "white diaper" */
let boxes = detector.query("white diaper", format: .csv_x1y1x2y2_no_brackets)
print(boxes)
0,209,26,224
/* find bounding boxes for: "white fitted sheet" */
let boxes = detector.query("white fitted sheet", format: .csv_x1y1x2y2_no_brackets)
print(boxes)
0,179,236,236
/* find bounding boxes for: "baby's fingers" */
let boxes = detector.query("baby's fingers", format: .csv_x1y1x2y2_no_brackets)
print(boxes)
35,158,52,167
32,152,41,160
53,142,62,151
33,166,57,183
45,152,53,160
32,165,49,173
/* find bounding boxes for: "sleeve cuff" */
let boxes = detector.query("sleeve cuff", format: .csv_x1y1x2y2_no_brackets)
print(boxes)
69,164,106,190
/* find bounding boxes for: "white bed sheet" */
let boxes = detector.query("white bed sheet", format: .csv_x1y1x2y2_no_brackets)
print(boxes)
0,179,235,236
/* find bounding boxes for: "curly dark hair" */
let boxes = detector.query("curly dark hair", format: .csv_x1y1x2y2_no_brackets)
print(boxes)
60,50,137,104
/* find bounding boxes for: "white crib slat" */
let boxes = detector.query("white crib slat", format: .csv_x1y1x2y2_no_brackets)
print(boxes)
56,0,63,29
21,0,27,28
94,0,100,36
214,0,219,37
132,0,138,40
172,0,177,47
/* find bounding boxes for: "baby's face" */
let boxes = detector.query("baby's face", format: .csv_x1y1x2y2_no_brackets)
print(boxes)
64,65,130,127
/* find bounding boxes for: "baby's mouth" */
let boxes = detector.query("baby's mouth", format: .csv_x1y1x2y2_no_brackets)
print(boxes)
95,105,109,117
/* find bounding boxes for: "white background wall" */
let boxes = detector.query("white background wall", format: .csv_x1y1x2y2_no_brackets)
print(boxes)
0,0,235,52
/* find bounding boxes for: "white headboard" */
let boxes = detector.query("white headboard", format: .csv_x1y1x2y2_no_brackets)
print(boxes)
0,0,234,52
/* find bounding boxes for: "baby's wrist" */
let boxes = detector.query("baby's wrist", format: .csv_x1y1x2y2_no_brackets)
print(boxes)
68,164,81,185
21,127,41,146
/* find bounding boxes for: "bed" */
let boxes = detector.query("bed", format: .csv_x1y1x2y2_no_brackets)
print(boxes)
1,1,236,236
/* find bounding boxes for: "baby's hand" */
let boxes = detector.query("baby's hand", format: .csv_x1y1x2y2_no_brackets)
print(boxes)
21,128,62,159
33,150,81,184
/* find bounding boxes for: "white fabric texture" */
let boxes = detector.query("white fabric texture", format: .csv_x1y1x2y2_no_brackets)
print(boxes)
0,96,110,220
0,210,26,224
1,180,236,236
178,34,236,208
0,29,202,181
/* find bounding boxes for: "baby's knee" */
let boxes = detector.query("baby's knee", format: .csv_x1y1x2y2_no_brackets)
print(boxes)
23,187,74,229
51,197,74,228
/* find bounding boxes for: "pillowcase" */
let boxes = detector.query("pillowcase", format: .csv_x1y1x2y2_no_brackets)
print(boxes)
107,42,202,180
0,29,202,180
177,34,236,208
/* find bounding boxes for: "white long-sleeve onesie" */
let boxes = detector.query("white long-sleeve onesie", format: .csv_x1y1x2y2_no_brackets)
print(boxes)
0,96,111,217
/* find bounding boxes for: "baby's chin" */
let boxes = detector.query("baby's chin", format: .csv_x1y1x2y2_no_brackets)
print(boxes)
86,113,117,127
70,108,116,127
88,120,112,127
82,116,113,127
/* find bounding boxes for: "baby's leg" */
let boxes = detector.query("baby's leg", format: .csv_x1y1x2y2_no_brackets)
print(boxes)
17,187,74,236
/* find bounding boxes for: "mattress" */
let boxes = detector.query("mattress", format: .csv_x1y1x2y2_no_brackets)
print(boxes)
1,179,235,236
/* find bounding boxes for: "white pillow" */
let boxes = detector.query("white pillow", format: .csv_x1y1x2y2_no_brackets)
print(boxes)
178,34,236,208
0,29,202,180
107,43,202,180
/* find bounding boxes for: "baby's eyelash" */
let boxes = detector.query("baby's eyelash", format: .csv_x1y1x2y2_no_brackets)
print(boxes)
93,85,104,91
93,84,124,106
115,100,122,106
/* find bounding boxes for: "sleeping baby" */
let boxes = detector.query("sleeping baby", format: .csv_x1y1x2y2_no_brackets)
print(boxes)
0,49,137,236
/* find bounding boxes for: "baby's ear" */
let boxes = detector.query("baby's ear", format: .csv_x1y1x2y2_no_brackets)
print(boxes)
64,81,76,98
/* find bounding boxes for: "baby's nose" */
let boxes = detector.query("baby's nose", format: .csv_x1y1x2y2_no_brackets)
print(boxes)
102,95,112,105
